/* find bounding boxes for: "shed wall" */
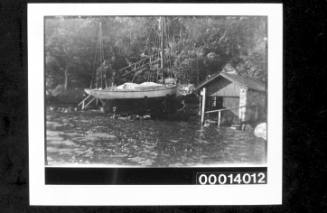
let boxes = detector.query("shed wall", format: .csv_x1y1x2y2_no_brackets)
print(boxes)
223,97,239,116
199,74,267,126
245,89,267,122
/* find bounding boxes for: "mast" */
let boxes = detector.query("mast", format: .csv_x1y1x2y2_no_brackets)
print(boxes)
159,16,165,83
98,21,106,88
99,22,104,63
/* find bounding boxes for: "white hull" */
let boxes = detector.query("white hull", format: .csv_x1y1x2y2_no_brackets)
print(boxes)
85,85,176,100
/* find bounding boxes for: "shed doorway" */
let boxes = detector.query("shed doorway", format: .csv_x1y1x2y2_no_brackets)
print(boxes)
207,96,239,112
206,96,240,126
206,96,223,111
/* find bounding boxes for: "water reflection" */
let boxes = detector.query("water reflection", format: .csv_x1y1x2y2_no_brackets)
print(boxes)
46,110,266,166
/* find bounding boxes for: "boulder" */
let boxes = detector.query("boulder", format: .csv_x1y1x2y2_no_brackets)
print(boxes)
243,124,254,132
254,122,267,140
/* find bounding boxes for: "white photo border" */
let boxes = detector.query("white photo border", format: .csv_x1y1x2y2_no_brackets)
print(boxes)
28,3,283,205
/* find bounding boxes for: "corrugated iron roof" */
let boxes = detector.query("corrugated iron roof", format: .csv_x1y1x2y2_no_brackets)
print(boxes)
195,71,266,92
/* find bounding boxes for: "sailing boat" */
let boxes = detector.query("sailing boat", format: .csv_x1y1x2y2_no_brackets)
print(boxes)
84,17,177,101
84,84,176,100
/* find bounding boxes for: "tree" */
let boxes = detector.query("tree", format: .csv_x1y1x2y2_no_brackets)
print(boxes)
45,17,97,89
44,16,268,92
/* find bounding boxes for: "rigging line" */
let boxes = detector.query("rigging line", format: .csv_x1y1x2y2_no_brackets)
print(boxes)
154,25,160,82
102,24,106,87
90,39,97,88
165,19,174,78
101,35,105,88
150,30,155,81
165,18,173,80
161,16,165,81
157,17,162,81
164,17,172,79
95,38,102,88
91,20,101,88
99,22,103,88
100,23,104,62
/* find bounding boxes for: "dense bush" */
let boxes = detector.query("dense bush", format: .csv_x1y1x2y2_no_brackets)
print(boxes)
45,16,267,91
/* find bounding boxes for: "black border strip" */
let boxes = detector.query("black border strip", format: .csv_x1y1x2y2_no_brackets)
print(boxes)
46,167,267,185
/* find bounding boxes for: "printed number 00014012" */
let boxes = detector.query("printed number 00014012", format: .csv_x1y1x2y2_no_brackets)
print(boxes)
197,172,266,185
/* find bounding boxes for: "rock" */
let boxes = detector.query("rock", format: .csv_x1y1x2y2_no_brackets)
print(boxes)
118,116,130,120
254,122,267,140
243,124,254,132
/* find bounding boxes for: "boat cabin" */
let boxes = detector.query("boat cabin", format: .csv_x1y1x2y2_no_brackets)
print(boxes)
195,69,266,127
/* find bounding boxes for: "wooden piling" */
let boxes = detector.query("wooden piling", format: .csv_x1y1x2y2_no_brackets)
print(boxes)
217,110,221,128
200,87,206,125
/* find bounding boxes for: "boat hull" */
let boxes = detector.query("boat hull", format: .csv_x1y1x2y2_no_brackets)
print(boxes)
85,86,177,100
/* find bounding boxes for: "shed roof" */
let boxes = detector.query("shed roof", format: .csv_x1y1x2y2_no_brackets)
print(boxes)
195,71,266,92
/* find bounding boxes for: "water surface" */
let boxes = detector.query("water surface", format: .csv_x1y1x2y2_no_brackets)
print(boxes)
46,110,266,166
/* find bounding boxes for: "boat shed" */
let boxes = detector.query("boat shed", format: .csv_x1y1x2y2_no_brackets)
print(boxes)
195,71,266,127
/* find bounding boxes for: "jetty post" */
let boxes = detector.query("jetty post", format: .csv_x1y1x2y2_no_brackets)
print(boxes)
200,87,206,125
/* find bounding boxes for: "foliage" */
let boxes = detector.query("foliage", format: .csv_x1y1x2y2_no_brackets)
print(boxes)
45,16,267,90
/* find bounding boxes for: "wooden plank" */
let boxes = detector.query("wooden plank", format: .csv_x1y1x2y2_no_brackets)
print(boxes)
205,105,247,114
78,94,92,106
205,109,223,114
84,97,96,109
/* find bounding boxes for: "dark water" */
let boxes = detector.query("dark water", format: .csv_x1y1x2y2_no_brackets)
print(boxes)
46,110,266,166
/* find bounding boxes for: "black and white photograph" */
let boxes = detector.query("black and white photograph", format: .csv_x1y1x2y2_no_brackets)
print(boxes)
28,3,282,205
44,15,268,167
